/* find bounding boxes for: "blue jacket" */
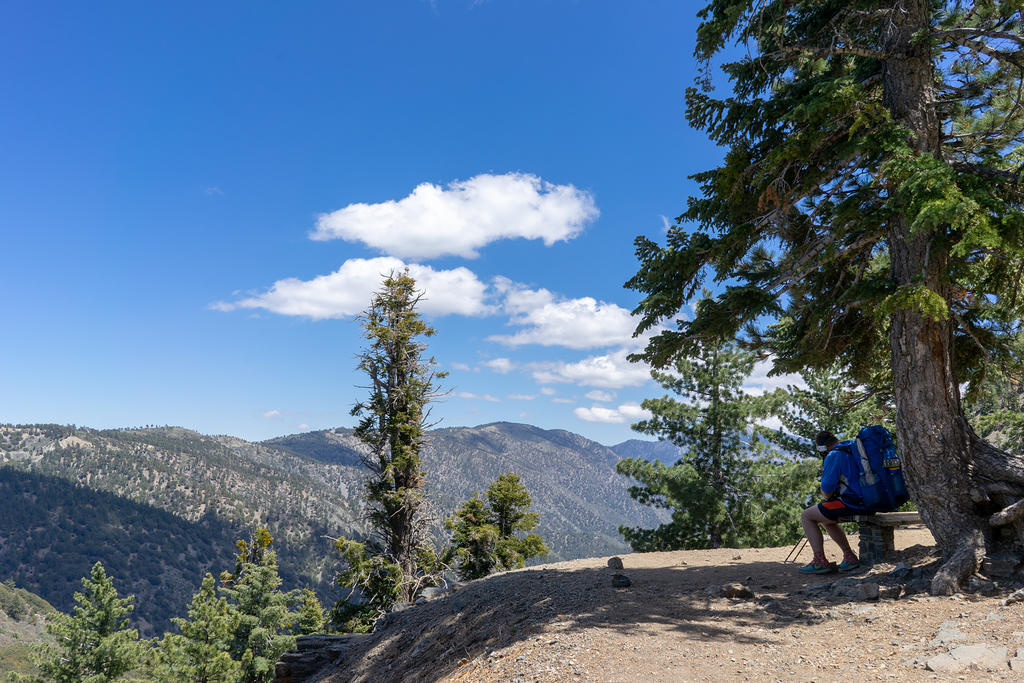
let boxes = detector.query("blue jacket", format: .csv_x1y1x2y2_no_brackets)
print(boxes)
821,441,867,508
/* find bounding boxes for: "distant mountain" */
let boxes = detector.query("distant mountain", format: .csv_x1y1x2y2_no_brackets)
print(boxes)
0,424,363,635
610,438,685,463
0,468,245,636
1,421,665,635
268,422,667,562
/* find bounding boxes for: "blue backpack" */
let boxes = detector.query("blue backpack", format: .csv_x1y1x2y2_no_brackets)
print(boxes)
835,425,909,512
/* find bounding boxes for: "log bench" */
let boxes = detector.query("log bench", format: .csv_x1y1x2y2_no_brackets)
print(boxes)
852,511,922,565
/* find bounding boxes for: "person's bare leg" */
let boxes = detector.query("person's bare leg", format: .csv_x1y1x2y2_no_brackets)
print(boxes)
800,505,828,564
821,521,858,563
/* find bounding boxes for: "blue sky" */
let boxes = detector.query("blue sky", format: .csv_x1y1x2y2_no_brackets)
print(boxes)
1,1,790,444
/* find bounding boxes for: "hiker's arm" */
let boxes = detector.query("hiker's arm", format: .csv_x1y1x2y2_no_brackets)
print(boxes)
819,453,840,499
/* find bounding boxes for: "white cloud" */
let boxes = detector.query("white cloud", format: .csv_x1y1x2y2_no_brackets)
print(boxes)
742,359,806,396
457,391,500,402
450,362,471,372
211,257,491,319
507,394,536,400
574,402,652,424
540,387,557,396
550,398,575,404
481,358,514,374
487,280,638,350
297,423,310,430
585,390,615,402
262,409,282,419
309,173,598,260
532,348,652,389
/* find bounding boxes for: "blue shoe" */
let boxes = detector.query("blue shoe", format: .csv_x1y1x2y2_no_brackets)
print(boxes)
838,559,860,572
799,561,836,574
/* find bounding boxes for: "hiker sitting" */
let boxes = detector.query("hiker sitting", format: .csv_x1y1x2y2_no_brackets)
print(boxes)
798,430,867,574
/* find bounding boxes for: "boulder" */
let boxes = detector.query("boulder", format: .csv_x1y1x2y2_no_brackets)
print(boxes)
982,552,1022,578
925,644,1009,672
607,556,624,570
722,583,754,600
611,573,631,588
929,627,967,647
704,584,724,598
878,584,903,600
857,582,879,601
966,574,996,595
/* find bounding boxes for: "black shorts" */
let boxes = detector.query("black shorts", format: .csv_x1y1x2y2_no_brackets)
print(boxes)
818,499,871,521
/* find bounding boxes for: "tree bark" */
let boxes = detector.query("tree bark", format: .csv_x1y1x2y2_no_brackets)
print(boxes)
884,1,1024,593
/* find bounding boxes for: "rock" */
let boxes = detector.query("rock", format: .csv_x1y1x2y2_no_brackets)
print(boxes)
611,573,631,588
704,583,724,598
925,653,963,673
982,552,1022,578
274,634,369,682
852,605,875,616
731,554,742,560
879,584,903,600
889,562,912,580
829,576,861,599
1011,657,1024,672
722,583,754,600
929,628,967,646
607,556,624,570
948,644,1008,671
857,582,879,601
1001,587,1024,606
966,574,996,595
984,612,1003,621
419,586,444,600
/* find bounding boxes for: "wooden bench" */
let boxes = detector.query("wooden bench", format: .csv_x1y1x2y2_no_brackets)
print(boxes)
852,511,922,565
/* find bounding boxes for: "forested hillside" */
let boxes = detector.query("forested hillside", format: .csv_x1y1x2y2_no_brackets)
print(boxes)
0,579,53,679
269,421,668,561
0,421,666,636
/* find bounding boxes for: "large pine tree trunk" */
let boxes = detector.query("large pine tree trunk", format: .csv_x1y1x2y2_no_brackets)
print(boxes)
885,0,1024,593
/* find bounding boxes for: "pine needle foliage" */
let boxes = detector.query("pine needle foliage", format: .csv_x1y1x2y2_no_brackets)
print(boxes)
445,473,548,581
294,589,325,636
219,528,296,683
617,338,805,549
628,1,1024,394
333,271,447,631
149,573,240,683
22,562,142,683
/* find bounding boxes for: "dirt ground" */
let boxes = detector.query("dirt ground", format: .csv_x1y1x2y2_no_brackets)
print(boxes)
312,526,1024,682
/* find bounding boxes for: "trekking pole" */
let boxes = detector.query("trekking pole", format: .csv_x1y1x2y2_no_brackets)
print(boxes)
784,536,807,564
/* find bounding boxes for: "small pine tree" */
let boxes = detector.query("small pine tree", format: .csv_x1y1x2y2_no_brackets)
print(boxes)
149,573,240,683
617,337,788,550
220,528,297,683
446,473,548,581
24,562,142,683
294,589,325,636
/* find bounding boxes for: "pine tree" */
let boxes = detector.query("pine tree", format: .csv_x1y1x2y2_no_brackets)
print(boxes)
334,271,446,630
618,338,804,549
220,528,296,683
294,589,325,636
446,473,548,581
25,562,141,683
149,573,241,683
628,1,1024,592
761,363,893,458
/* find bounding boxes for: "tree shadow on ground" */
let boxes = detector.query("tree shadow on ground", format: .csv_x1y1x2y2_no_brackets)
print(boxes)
309,546,945,682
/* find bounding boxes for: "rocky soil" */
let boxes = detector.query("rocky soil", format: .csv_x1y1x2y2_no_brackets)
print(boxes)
283,526,1024,682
